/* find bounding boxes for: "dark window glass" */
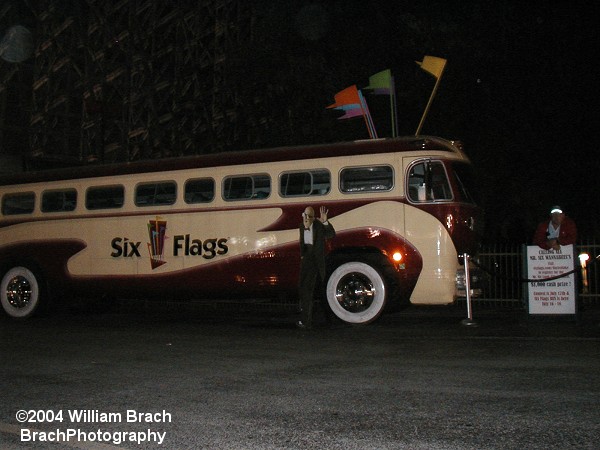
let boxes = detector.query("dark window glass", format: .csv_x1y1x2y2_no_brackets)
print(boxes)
452,162,480,205
340,166,393,193
135,182,176,206
280,170,330,197
407,161,452,202
86,185,125,210
2,192,35,215
223,174,270,200
41,189,77,212
184,178,215,204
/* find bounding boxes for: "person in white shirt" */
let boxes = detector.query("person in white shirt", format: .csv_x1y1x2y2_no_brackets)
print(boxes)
297,206,335,329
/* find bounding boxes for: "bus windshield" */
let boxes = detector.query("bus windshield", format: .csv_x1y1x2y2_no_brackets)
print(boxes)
452,162,480,205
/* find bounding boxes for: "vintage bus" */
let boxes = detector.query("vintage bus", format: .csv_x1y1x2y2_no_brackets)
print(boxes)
0,136,482,323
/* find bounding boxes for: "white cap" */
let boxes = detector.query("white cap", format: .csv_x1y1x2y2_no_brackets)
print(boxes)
550,206,563,214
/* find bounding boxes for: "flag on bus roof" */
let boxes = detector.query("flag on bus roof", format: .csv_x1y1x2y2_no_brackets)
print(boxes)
358,89,378,139
327,84,362,109
365,69,393,95
416,55,446,79
327,85,378,139
365,69,398,137
415,56,447,135
335,104,364,120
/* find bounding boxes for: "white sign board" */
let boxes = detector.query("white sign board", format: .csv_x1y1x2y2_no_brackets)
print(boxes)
527,244,576,315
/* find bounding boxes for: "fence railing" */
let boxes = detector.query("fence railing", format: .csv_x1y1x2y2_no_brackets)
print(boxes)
472,239,599,308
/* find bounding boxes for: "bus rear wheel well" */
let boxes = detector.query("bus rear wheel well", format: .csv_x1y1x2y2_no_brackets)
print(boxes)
327,247,384,265
327,248,397,277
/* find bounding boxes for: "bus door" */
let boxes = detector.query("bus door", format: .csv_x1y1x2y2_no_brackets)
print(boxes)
402,157,458,304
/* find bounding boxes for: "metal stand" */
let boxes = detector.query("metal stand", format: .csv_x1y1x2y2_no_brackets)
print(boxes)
461,253,478,327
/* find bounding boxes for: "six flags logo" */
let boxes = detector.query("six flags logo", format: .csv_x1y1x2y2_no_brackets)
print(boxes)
110,217,229,269
147,218,167,269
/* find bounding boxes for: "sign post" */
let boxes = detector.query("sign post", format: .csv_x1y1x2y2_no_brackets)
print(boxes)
460,253,478,327
525,244,577,316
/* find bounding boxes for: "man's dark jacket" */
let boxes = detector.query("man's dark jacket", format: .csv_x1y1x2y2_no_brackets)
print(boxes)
299,220,336,279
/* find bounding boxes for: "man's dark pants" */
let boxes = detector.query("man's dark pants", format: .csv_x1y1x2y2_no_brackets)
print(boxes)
299,245,320,328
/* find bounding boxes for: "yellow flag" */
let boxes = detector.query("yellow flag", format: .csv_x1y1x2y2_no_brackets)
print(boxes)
416,55,447,79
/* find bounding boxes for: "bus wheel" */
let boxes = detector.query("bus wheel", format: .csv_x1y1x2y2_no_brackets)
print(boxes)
0,266,42,319
326,261,386,324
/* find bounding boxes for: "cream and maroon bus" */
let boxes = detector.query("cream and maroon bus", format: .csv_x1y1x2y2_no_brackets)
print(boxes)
0,136,482,323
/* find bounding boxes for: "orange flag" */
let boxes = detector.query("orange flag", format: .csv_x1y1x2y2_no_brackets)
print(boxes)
327,85,362,109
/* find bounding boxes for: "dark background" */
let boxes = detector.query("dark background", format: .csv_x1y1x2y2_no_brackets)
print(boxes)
247,1,597,243
1,1,597,243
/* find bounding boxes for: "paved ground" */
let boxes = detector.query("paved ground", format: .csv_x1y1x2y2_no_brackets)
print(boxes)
1,301,599,449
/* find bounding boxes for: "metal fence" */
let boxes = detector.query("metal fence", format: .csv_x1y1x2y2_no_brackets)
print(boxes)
473,239,600,309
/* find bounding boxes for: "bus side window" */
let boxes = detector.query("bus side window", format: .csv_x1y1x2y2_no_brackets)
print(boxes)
340,166,393,193
407,163,426,202
429,163,452,200
280,169,330,197
185,178,215,204
408,161,452,202
224,176,252,200
2,192,35,215
41,189,77,212
223,174,270,201
135,182,177,206
86,185,125,210
252,175,271,199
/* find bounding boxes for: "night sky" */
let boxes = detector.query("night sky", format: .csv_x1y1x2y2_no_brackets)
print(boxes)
1,1,598,242
295,0,598,242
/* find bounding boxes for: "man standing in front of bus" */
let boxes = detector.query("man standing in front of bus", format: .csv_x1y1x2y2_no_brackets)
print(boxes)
297,205,335,329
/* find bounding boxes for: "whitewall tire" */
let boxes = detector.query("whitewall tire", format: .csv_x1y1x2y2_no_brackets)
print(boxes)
1,266,41,319
326,261,387,324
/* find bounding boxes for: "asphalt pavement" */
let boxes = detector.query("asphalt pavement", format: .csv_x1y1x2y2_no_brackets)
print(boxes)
1,300,599,449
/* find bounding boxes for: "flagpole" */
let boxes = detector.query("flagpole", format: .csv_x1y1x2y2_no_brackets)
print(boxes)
389,90,395,137
415,56,447,136
415,77,441,136
390,76,398,138
362,112,374,139
327,85,377,139
357,94,373,139
359,90,377,139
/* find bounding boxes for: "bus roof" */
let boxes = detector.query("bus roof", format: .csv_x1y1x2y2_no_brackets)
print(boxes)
0,136,466,186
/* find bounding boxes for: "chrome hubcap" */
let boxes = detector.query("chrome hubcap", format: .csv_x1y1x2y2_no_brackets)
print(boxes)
5,275,33,309
335,273,375,313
